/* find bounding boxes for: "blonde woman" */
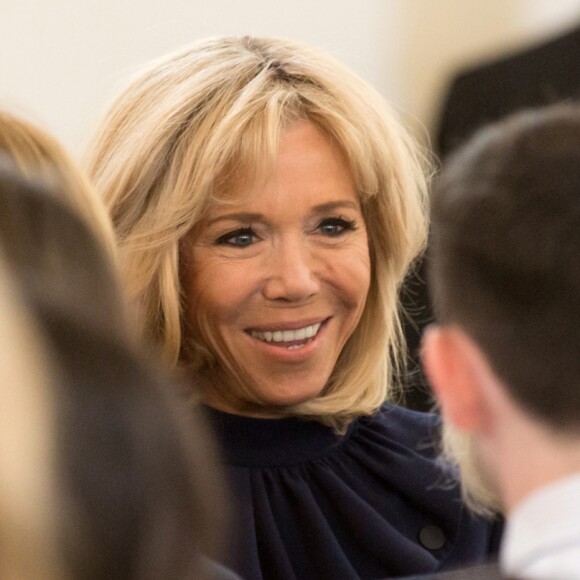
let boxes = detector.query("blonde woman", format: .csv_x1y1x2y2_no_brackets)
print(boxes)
87,36,501,579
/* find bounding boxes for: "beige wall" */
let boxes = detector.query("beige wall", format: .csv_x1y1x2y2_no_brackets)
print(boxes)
1,0,579,153
395,0,580,140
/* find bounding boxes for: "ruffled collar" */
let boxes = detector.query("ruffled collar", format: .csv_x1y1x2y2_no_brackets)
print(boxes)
202,405,357,467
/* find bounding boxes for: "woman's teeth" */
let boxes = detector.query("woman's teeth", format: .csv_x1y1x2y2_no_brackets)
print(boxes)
250,322,321,344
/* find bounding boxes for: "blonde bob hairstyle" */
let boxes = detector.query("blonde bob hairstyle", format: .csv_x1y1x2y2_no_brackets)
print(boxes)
0,110,117,260
87,36,429,427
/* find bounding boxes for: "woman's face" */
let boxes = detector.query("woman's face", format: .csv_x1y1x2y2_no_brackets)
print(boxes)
183,120,371,412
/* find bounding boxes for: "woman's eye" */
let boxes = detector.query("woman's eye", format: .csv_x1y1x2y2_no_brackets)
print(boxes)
318,217,357,237
216,227,258,247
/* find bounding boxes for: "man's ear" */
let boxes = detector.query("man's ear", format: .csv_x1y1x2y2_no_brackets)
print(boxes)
422,325,493,433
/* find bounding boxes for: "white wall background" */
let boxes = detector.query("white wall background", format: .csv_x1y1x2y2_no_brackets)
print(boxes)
1,0,579,155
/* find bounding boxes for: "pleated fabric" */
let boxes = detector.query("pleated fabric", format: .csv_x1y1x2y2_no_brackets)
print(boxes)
205,404,501,580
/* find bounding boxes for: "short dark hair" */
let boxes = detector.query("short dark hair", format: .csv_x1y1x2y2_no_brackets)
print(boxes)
429,104,580,430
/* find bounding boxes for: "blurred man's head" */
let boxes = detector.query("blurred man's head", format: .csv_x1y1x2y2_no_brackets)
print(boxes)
423,104,580,511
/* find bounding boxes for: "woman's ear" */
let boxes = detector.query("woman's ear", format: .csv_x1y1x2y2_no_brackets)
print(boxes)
421,325,493,434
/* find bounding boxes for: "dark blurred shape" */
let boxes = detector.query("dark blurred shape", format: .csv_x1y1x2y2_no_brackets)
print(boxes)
401,260,437,411
402,22,580,412
0,110,117,259
437,23,580,159
0,159,127,339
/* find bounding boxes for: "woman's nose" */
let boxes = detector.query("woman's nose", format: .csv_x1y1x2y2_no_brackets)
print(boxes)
262,239,320,302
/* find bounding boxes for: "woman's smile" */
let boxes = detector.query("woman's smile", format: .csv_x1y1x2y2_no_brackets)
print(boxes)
245,318,329,359
182,120,371,411
249,319,323,345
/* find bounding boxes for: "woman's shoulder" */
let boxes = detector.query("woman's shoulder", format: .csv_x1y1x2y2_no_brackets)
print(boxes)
362,402,441,438
342,404,453,493
350,402,443,463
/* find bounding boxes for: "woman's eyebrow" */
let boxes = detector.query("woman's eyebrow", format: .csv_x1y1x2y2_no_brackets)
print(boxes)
205,212,264,227
205,200,360,227
311,200,360,213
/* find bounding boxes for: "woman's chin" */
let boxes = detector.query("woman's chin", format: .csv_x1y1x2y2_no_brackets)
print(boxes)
251,383,326,411
203,388,323,417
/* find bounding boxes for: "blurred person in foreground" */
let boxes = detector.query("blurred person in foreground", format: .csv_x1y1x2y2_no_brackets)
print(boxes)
0,248,63,580
0,166,235,579
422,104,580,579
0,109,117,259
86,35,501,579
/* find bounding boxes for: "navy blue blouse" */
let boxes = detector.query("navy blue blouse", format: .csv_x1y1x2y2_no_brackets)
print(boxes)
205,404,501,580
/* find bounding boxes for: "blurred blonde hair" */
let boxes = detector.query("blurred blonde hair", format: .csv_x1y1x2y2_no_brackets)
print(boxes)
87,36,430,428
0,110,117,259
0,254,65,580
440,424,503,516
